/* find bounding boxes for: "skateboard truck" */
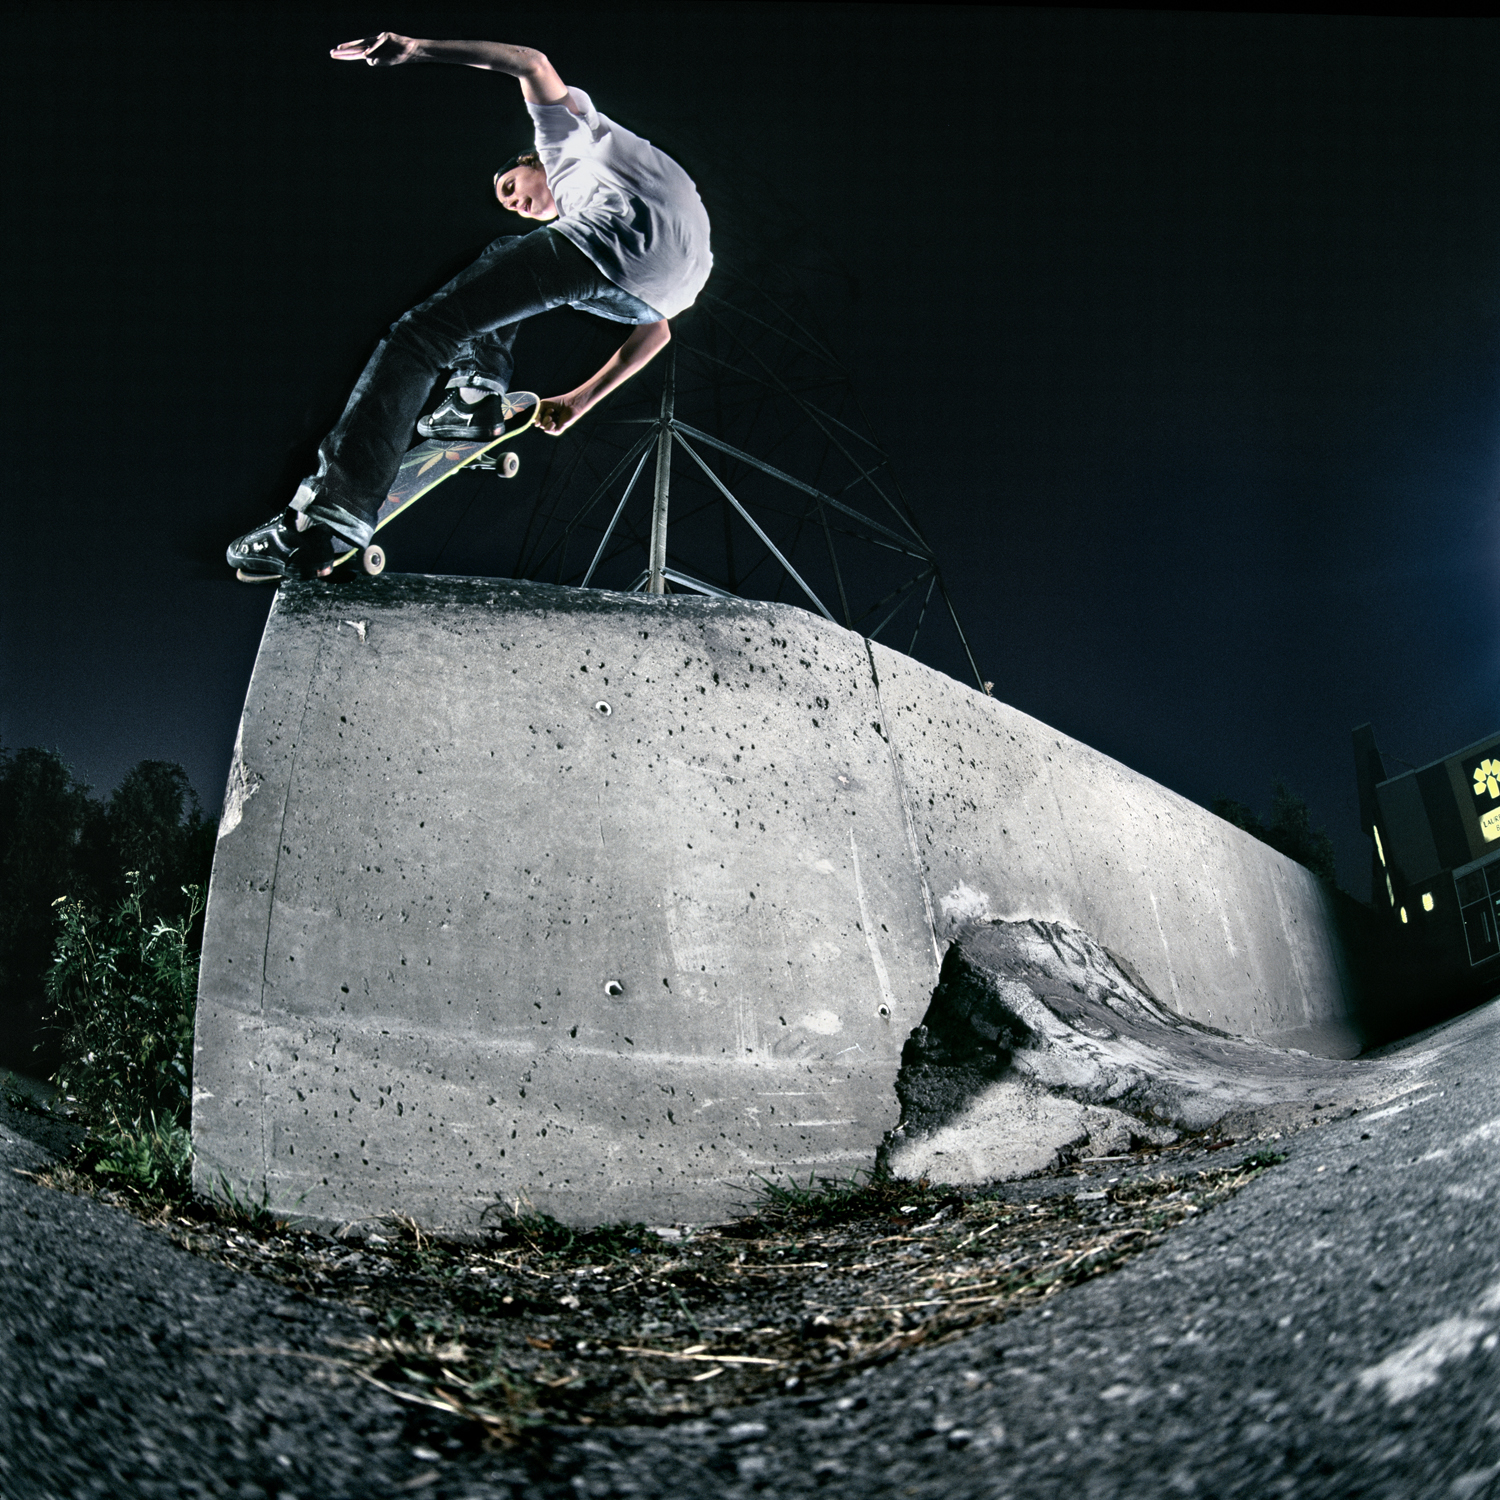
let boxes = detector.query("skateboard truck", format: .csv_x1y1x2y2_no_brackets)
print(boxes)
468,449,521,478
284,481,385,573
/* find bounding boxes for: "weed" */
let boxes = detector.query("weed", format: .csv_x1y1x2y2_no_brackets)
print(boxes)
0,1072,33,1111
481,1203,652,1260
741,1168,956,1232
80,1110,193,1195
382,1307,460,1341
1239,1150,1288,1171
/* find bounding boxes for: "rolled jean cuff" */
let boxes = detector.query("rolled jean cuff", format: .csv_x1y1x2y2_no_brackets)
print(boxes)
304,498,375,550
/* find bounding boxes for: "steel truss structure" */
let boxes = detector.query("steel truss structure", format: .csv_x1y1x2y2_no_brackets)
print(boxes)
503,253,986,690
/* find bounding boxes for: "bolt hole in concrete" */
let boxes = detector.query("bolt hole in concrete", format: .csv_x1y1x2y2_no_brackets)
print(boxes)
595,701,611,716
604,980,624,996
878,1004,891,1018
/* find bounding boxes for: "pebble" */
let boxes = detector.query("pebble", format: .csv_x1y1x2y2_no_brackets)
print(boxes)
722,1420,769,1445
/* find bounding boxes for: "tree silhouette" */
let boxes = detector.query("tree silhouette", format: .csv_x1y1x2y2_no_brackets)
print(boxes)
1212,781,1338,887
0,747,214,1074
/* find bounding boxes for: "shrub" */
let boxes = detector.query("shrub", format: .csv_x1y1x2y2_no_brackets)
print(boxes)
0,746,92,1070
44,872,203,1130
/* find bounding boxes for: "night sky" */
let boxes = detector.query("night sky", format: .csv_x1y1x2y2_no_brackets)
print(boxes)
5,1,1500,898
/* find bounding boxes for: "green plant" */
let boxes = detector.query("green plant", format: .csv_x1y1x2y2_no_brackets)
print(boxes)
81,1109,194,1194
0,745,92,1071
382,1306,456,1340
1239,1149,1288,1171
743,1167,924,1230
44,872,203,1127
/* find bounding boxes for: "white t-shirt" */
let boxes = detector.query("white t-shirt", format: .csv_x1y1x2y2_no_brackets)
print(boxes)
527,87,712,322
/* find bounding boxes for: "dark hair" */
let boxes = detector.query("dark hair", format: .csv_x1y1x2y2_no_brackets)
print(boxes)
495,150,542,181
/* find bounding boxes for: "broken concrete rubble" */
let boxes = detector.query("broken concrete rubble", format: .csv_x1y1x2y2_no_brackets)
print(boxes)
885,919,1442,1186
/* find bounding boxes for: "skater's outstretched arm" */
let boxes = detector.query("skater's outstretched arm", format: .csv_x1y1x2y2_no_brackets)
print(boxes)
537,322,672,437
331,34,575,108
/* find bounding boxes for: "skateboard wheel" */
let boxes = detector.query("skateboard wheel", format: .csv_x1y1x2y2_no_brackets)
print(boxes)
498,451,520,479
361,544,386,576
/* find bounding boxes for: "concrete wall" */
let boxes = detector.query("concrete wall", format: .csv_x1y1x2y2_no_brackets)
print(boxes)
194,576,1357,1229
869,645,1358,1056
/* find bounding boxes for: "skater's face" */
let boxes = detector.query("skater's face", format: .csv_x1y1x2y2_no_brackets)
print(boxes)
494,163,557,221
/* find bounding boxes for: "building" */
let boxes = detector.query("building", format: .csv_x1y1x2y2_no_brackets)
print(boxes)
1354,723,1500,997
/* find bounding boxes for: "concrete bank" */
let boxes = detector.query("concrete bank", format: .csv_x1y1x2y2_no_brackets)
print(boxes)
194,576,1359,1228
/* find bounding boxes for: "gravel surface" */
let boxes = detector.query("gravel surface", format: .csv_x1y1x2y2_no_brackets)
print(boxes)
6,999,1500,1497
16,1141,1276,1432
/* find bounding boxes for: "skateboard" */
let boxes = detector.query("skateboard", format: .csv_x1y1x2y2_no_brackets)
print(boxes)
231,391,540,582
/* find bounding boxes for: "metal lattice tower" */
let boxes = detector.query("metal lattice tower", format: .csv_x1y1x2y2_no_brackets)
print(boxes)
502,242,986,690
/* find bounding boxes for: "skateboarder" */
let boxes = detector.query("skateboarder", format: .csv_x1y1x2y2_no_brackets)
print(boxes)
232,31,712,577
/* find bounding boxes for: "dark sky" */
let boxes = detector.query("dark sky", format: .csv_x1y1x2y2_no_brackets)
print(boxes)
5,1,1500,897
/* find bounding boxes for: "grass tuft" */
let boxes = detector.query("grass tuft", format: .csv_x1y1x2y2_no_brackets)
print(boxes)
209,1173,291,1233
740,1168,960,1234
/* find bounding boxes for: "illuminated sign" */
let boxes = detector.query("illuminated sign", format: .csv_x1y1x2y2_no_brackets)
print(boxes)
1465,748,1500,844
1477,759,1500,798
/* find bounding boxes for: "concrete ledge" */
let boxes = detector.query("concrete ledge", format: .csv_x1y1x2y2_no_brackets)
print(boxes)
870,644,1360,1053
194,576,1364,1227
194,577,937,1227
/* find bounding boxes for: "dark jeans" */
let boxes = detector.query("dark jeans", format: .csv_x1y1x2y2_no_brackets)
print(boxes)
306,228,634,532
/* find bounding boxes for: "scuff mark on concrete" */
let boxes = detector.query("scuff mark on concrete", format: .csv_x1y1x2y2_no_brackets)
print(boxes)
940,880,991,934
1147,888,1182,1009
217,723,260,840
849,828,896,1016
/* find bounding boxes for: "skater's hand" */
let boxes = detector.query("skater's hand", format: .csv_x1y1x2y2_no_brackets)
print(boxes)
331,33,422,66
536,395,585,436
534,324,671,437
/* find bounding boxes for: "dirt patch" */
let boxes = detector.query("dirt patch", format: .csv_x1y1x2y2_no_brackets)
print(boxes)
21,1134,1285,1446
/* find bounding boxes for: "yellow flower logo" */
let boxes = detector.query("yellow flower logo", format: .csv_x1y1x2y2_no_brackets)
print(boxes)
1474,759,1500,800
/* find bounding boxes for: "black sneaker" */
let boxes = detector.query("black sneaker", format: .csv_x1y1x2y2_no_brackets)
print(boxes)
417,388,513,440
227,512,301,580
227,512,339,581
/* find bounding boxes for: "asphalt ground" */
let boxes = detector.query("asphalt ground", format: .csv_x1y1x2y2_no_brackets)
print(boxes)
5,1000,1500,1499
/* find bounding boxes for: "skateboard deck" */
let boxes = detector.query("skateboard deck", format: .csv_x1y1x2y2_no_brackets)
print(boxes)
232,391,539,582
323,391,540,577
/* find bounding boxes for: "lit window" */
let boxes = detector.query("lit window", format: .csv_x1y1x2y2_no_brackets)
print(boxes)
1374,826,1387,866
1400,907,1408,924
1422,892,1434,912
